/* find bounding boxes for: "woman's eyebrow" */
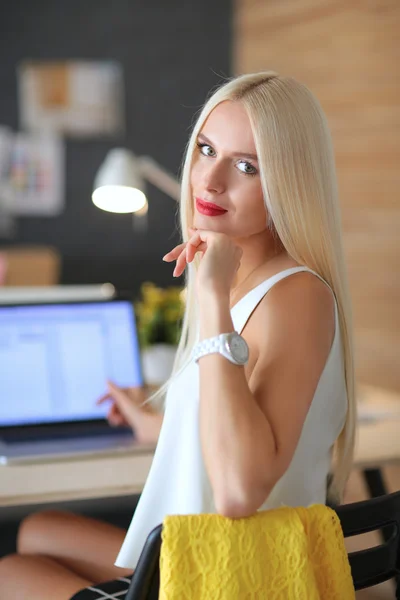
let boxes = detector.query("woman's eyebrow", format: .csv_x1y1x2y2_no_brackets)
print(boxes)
197,133,259,161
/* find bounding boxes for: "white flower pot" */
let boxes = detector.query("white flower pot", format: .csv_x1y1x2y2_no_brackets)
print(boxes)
141,343,177,386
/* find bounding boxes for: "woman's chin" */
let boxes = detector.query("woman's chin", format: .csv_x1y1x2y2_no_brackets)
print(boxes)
193,214,228,232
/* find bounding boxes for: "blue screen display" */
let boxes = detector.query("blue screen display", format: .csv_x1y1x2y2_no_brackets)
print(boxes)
0,301,143,426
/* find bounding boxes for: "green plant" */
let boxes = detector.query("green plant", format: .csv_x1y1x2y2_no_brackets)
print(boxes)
135,282,185,348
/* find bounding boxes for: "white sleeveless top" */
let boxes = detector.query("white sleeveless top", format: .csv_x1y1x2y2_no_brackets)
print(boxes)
115,266,348,569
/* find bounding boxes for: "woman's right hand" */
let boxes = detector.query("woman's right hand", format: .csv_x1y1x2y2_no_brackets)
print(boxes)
96,381,163,444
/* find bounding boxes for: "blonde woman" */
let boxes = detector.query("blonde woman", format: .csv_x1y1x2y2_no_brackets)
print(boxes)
0,71,355,600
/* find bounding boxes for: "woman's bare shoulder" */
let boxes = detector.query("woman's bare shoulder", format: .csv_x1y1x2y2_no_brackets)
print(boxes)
245,268,335,363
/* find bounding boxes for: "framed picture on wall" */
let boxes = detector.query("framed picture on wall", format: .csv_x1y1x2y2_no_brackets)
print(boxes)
18,60,125,138
0,128,64,217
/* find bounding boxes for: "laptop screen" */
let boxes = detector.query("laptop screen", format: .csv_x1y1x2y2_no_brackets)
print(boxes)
0,300,143,427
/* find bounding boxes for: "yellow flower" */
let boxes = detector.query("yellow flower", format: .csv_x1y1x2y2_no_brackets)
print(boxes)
141,282,164,307
163,287,182,302
136,282,185,347
164,308,182,322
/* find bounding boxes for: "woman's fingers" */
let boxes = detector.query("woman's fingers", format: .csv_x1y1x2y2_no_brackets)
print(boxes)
163,243,187,262
163,228,199,263
107,405,118,426
186,236,207,263
98,382,148,430
96,392,110,405
107,404,127,427
107,381,131,405
173,246,189,277
164,229,207,276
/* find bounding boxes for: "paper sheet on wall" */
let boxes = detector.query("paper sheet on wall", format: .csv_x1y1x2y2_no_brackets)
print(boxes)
0,130,64,217
18,61,125,138
0,126,16,236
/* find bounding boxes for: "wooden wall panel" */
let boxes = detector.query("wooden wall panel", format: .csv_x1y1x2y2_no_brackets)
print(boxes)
234,0,400,391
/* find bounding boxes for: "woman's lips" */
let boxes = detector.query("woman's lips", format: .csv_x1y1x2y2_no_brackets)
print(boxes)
195,198,227,217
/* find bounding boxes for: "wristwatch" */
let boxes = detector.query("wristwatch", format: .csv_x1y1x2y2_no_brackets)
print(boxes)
192,332,249,366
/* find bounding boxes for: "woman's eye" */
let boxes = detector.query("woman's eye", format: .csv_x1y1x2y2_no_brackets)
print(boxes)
237,161,257,175
198,143,216,157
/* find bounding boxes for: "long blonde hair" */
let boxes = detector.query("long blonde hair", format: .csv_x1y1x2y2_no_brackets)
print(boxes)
154,71,355,503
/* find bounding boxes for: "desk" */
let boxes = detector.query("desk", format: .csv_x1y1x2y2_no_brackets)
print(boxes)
353,385,400,501
0,444,155,508
0,385,399,509
355,419,400,470
354,385,400,467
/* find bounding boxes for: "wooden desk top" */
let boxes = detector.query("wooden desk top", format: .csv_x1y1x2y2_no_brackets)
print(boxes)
1,384,399,508
353,384,400,469
355,419,400,469
0,444,155,508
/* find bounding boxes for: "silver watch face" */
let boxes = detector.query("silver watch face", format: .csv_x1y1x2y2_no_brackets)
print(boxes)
225,332,249,365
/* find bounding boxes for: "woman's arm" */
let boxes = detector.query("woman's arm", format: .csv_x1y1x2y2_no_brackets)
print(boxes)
164,229,335,518
198,273,334,518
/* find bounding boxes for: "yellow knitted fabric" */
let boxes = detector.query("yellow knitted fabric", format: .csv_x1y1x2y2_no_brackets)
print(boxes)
159,504,355,599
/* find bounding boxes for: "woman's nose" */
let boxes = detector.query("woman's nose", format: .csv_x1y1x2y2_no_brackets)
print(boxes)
202,161,226,194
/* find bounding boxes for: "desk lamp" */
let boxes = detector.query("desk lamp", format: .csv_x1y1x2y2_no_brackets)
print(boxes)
92,148,180,229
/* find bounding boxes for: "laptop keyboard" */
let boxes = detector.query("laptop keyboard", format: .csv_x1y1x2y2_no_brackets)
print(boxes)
1,424,132,444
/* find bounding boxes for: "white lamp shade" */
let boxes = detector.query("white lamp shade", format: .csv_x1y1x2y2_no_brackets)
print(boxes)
92,148,147,213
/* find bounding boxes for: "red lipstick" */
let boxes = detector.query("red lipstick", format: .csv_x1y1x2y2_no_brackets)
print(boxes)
195,198,227,217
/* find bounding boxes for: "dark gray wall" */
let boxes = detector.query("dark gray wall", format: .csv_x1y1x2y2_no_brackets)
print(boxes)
0,0,232,294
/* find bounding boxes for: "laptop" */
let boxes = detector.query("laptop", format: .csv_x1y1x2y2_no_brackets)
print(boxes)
0,299,144,465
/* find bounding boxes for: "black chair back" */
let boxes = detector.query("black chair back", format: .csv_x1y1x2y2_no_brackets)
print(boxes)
126,491,400,599
125,525,162,600
335,490,400,593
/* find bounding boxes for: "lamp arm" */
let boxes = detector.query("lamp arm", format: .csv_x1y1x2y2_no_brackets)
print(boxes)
138,156,181,202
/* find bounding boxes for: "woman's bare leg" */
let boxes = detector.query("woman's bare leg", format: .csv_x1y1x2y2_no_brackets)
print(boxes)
0,554,91,600
17,510,133,582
